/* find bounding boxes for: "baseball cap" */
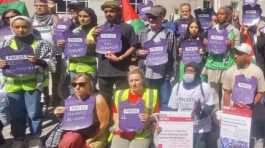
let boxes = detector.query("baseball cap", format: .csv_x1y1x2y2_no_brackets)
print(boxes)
101,1,121,11
146,6,164,17
235,43,252,55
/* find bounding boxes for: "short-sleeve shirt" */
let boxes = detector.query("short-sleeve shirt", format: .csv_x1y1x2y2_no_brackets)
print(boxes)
168,81,214,133
97,22,138,77
222,63,265,93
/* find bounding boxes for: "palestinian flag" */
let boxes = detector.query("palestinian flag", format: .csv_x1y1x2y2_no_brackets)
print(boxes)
0,0,28,16
122,0,145,33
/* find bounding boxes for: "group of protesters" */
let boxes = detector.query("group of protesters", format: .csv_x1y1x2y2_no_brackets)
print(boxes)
0,0,265,148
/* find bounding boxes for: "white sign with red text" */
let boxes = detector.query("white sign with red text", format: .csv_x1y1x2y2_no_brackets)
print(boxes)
220,107,252,148
158,111,193,148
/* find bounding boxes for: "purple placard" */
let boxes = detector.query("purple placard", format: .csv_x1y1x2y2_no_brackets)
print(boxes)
197,13,211,30
96,24,122,54
62,95,95,131
119,99,144,132
243,5,261,27
0,47,36,76
180,39,202,64
231,74,257,104
207,28,228,55
64,31,87,57
178,20,189,37
0,27,13,41
52,18,72,41
243,0,257,5
138,1,153,21
144,39,168,66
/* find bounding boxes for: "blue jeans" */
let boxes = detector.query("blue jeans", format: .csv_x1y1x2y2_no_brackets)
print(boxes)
7,90,42,138
145,78,171,110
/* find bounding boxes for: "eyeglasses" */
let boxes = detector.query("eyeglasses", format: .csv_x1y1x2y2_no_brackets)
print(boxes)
4,15,16,20
71,82,87,87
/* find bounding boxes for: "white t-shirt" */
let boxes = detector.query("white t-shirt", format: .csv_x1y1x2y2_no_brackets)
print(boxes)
168,81,214,133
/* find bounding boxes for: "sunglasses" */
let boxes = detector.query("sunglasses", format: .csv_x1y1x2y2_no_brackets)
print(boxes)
71,82,87,87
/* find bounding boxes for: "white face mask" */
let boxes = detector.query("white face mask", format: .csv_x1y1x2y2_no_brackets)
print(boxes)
183,73,195,83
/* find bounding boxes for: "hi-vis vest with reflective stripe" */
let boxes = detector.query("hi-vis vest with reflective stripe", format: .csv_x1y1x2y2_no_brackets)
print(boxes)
68,27,97,74
3,39,38,93
114,88,158,139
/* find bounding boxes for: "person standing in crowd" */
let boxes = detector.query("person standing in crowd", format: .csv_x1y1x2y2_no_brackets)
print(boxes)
32,0,59,109
177,19,205,80
110,68,158,148
222,43,265,148
137,6,175,109
96,0,138,105
174,3,195,38
201,6,240,148
168,63,214,148
0,16,55,148
54,74,110,148
66,7,98,94
0,9,21,46
202,6,240,109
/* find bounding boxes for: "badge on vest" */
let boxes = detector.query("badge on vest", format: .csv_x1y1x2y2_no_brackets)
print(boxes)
207,28,228,55
180,39,202,64
0,46,36,76
62,95,95,131
144,39,168,66
64,31,87,58
231,74,257,105
119,99,145,132
243,4,261,27
96,24,122,54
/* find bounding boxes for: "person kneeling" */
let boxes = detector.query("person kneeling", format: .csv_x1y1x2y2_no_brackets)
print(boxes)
54,73,110,148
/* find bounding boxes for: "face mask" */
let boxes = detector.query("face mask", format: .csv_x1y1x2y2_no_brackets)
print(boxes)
183,73,195,83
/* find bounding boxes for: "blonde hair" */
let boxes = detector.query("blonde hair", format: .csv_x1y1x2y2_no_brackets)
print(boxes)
127,67,144,80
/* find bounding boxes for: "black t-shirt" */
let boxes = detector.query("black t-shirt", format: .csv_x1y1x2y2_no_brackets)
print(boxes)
97,22,138,77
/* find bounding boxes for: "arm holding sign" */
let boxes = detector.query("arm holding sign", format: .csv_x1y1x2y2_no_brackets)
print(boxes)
0,60,7,69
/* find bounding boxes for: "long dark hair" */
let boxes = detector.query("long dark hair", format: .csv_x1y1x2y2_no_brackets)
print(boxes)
78,7,97,28
1,9,21,26
182,19,204,41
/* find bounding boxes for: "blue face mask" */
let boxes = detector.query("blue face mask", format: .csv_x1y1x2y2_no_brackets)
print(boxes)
183,73,195,83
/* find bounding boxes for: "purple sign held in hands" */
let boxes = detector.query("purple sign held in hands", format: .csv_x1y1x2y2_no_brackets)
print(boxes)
119,99,145,132
144,39,168,66
243,0,257,5
96,24,122,54
62,95,95,131
0,47,36,76
197,13,211,30
243,4,261,27
178,20,189,37
207,28,228,55
138,1,153,21
0,27,13,41
53,18,72,41
180,39,202,64
231,74,257,104
64,31,87,57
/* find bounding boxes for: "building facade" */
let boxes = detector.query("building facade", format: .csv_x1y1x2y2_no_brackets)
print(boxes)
24,0,265,24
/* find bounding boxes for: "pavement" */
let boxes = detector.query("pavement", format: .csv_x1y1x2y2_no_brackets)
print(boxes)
0,107,59,148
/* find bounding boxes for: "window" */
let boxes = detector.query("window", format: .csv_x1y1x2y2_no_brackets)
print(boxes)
55,0,89,14
129,0,145,11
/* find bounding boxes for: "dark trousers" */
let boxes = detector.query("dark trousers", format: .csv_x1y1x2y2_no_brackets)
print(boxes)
98,76,128,106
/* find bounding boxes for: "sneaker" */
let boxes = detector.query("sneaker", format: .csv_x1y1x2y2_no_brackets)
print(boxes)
27,138,43,148
11,140,25,148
